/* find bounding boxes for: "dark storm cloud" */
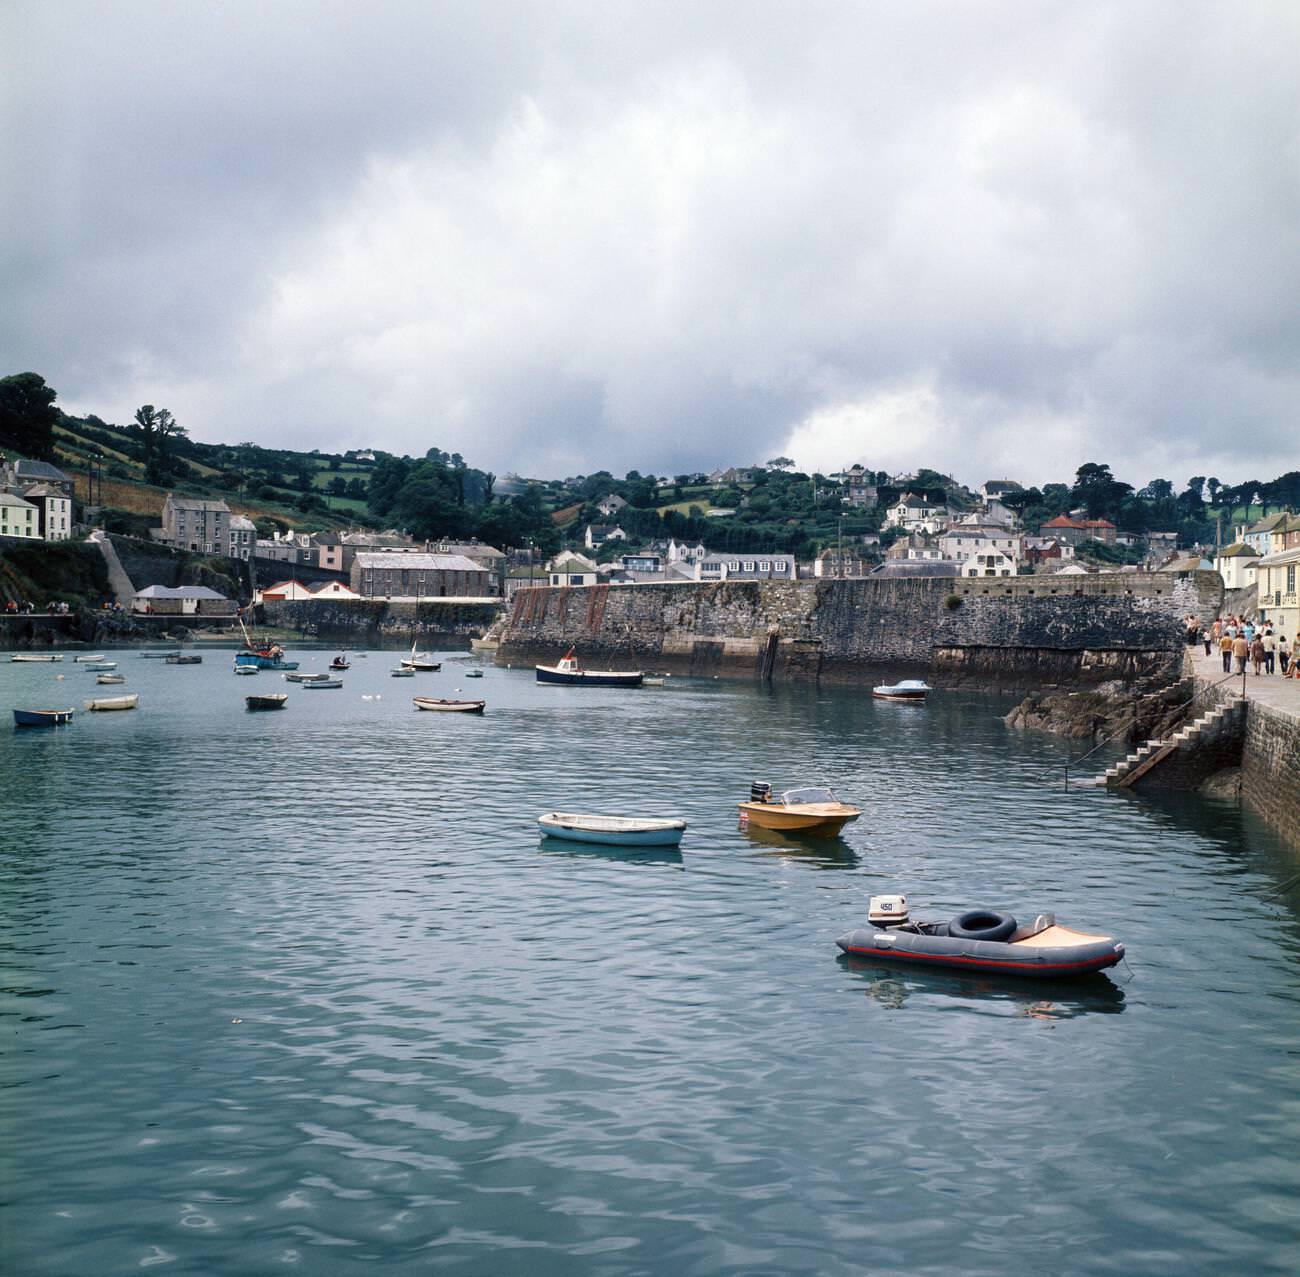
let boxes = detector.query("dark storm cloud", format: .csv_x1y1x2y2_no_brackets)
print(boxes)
3,1,1297,487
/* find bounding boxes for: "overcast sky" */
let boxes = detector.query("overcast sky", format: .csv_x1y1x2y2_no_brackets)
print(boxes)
3,1,1297,488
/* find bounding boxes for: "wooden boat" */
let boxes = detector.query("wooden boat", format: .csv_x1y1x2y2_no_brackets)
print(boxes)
165,654,202,665
413,696,485,714
10,653,63,663
329,654,350,670
139,650,180,659
872,679,931,702
837,895,1124,979
73,653,107,663
83,661,118,671
246,693,289,711
96,673,126,684
83,694,139,711
465,669,484,678
536,649,643,687
234,665,259,676
13,707,75,727
537,812,687,847
283,671,331,683
390,667,415,678
301,678,343,689
738,783,860,836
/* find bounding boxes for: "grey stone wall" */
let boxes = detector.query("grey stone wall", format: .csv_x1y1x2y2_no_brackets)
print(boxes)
1242,702,1300,850
264,599,501,644
498,572,1222,688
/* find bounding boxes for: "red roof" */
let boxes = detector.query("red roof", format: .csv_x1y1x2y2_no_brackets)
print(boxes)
1082,518,1116,529
1042,515,1086,529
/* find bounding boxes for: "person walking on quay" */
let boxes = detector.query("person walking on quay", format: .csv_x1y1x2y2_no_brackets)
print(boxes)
1250,634,1266,675
1281,635,1290,675
1220,630,1235,673
1232,632,1250,674
1263,628,1277,674
1202,624,1213,656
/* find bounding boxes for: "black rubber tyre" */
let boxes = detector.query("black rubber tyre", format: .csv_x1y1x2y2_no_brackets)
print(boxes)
948,910,1017,942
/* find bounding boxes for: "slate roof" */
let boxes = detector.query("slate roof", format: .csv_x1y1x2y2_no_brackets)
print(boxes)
133,585,231,600
353,552,485,573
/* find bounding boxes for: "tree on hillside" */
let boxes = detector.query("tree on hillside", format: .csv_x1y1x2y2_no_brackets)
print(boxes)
1071,463,1133,521
767,457,795,471
0,372,60,460
133,405,159,482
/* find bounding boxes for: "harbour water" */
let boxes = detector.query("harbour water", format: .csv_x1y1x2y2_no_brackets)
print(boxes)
2,649,1298,1276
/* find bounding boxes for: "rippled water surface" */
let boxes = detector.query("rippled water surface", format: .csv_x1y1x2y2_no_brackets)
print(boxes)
3,648,1298,1276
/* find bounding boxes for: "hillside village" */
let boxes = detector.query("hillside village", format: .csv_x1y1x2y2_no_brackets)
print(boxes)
2,372,1300,638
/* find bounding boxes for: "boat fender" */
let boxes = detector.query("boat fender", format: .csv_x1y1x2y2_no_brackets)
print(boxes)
948,910,1017,942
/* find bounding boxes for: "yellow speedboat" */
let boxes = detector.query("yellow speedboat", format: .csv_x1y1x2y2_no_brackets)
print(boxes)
738,783,860,836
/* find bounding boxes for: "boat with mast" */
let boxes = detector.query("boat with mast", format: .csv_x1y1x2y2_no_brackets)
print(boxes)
234,612,298,670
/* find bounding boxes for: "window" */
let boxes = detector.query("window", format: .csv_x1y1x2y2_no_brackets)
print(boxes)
729,560,741,570
759,561,769,571
743,561,755,572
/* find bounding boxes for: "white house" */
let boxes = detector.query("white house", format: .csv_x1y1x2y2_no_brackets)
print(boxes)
884,492,948,534
0,491,40,539
255,579,319,603
1214,542,1260,590
695,554,797,581
548,550,599,587
228,514,256,561
595,493,628,517
584,523,627,550
666,538,708,566
939,525,1023,576
15,483,70,540
1255,547,1300,640
309,579,362,600
132,584,236,615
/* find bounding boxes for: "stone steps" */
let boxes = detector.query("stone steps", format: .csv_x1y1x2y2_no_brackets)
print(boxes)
1102,699,1245,785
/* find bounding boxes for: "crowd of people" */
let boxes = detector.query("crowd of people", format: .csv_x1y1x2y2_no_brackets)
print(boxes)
2,599,75,615
1201,616,1297,678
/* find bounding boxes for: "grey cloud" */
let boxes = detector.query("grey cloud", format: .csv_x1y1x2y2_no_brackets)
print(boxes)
3,1,1297,488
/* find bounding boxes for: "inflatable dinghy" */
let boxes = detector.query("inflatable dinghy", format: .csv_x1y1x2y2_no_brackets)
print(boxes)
837,895,1124,978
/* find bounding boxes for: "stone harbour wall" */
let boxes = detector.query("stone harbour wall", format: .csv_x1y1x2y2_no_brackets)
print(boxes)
1242,702,1300,850
264,599,501,644
498,572,1223,689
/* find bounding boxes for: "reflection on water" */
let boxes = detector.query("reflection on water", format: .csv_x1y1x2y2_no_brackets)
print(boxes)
2,650,1298,1277
536,834,685,866
840,955,1129,1016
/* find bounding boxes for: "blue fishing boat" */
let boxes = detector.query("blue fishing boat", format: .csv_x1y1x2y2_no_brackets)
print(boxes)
536,649,642,687
13,707,75,727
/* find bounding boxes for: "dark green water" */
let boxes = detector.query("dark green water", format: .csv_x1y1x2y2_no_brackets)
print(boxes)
2,649,1298,1276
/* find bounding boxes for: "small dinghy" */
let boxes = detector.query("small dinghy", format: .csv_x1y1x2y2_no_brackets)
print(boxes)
872,679,931,702
537,812,687,847
413,696,485,714
837,894,1124,979
73,653,107,663
234,665,259,676
165,654,202,665
84,694,139,712
465,669,484,678
738,782,860,836
390,667,415,678
301,678,343,689
13,707,75,727
139,650,180,659
82,661,117,671
284,671,331,683
246,693,289,711
329,654,350,671
11,653,63,662
96,673,126,684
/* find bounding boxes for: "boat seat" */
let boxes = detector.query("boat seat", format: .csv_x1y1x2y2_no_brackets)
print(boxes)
1009,913,1056,942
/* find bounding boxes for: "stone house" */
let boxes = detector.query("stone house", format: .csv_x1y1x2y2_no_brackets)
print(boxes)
0,491,40,539
429,539,506,596
3,458,75,499
160,494,231,554
1243,512,1288,555
814,549,873,577
843,465,877,508
596,493,628,517
132,584,236,615
351,551,490,599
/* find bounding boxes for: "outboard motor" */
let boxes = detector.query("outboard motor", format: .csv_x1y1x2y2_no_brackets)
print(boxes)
868,894,909,929
750,781,772,803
